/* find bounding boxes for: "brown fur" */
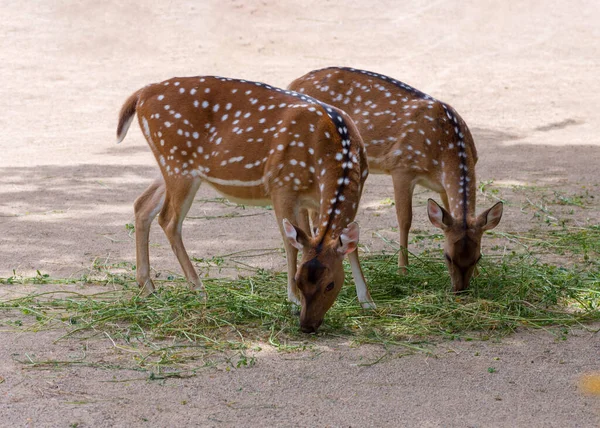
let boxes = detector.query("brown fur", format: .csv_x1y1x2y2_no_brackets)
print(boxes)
289,67,503,291
116,76,375,331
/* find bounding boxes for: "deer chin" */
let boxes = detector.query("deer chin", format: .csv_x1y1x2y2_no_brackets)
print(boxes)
446,260,478,292
448,267,470,293
300,318,324,334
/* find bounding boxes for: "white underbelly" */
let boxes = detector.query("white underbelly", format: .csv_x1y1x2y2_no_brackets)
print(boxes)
204,182,272,206
416,175,444,193
218,194,272,207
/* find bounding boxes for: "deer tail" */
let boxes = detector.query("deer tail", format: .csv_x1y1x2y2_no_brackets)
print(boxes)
116,90,141,144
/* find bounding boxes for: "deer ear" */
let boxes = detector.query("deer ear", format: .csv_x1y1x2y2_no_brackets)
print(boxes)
477,201,503,231
283,218,310,251
427,199,454,230
338,222,360,255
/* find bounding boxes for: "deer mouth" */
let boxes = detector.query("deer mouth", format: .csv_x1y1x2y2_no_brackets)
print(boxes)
300,319,323,333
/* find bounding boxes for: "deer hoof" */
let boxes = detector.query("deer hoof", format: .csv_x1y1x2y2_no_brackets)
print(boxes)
138,279,156,298
361,300,377,310
397,266,408,276
287,294,301,315
289,303,301,316
191,283,207,300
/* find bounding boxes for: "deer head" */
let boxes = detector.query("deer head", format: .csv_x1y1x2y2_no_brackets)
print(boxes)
427,199,503,292
283,219,359,333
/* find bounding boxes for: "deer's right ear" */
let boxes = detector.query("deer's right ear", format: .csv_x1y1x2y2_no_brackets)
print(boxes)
477,201,503,231
283,219,310,251
338,222,360,256
427,199,454,230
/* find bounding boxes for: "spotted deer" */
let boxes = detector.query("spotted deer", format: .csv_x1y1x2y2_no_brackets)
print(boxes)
289,67,503,292
116,75,375,332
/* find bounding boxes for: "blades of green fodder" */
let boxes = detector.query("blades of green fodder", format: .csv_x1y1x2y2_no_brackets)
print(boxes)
2,225,599,369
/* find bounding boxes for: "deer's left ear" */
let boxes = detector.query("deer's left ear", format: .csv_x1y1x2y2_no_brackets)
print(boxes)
338,222,360,255
427,198,454,230
476,202,504,231
283,218,310,251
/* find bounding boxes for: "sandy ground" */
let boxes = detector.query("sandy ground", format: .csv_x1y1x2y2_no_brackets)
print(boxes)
1,0,599,426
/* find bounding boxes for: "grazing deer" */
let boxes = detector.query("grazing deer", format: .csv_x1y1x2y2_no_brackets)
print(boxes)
289,67,503,292
116,75,375,332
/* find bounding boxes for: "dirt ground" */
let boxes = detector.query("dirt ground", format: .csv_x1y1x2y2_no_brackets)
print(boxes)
1,0,599,426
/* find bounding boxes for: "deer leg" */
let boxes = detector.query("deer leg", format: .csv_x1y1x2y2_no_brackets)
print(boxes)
133,177,166,296
309,209,319,237
271,194,302,306
157,177,205,297
391,170,416,273
347,249,376,309
298,208,316,237
282,239,301,307
440,191,451,212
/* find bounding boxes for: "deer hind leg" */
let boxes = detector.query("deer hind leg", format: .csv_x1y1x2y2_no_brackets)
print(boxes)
157,177,205,297
391,170,416,273
271,193,302,306
134,177,166,296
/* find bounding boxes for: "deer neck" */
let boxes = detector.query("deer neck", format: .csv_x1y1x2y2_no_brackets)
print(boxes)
311,124,365,244
439,105,477,224
314,176,360,243
442,166,476,223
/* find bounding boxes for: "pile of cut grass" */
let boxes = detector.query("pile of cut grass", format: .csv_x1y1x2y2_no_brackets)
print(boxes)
0,226,598,370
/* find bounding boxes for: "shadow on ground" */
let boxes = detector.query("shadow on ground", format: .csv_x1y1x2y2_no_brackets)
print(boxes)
1,136,599,277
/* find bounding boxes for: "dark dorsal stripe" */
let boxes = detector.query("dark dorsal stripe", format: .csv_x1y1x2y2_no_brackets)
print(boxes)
314,105,353,245
440,104,469,227
326,66,434,101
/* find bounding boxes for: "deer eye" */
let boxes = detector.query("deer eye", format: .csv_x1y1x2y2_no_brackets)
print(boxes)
325,282,335,292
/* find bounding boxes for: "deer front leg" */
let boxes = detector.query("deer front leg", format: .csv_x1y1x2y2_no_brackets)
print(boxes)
134,177,166,297
297,208,320,238
272,195,302,306
309,209,319,237
391,170,416,273
440,191,450,212
282,240,301,306
347,249,376,309
157,178,205,298
297,208,313,238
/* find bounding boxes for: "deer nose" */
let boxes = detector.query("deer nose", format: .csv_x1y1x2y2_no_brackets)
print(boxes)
300,319,323,333
452,272,470,292
301,325,316,333
453,282,468,293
